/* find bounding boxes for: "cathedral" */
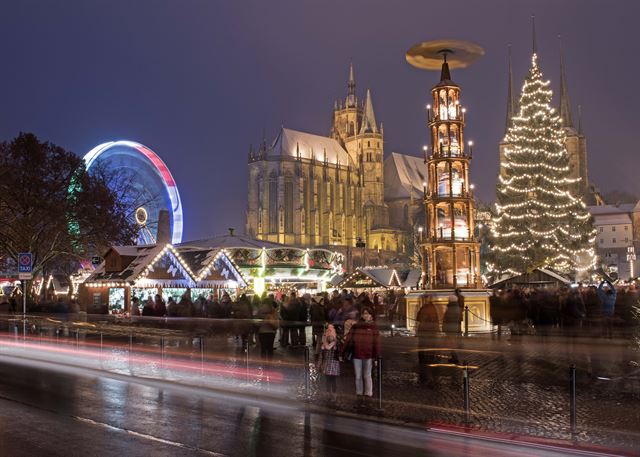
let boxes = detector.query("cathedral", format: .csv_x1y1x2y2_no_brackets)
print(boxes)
245,65,424,256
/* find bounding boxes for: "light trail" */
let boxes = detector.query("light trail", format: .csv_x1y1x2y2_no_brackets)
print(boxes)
0,334,285,383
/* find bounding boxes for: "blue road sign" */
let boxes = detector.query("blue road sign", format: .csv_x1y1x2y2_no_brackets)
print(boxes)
18,253,32,273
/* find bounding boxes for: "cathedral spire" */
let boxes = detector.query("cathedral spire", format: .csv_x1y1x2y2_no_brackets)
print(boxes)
558,36,574,128
531,15,537,54
360,89,378,134
346,62,356,108
505,44,517,134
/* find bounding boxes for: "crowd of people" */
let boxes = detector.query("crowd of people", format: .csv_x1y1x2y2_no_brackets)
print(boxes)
489,280,637,338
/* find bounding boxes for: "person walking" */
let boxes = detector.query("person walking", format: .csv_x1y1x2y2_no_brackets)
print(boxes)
256,296,279,361
280,291,299,348
316,323,341,402
232,293,253,349
443,289,462,364
309,295,326,348
343,307,380,407
416,297,439,366
597,280,617,338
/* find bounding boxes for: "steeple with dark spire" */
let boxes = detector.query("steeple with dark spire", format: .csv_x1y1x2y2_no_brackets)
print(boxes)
504,45,518,135
558,37,574,129
360,89,378,134
346,62,356,108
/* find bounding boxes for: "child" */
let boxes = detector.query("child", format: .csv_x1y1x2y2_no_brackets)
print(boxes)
317,324,341,401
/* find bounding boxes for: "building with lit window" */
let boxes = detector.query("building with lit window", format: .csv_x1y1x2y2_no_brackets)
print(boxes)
245,65,423,258
589,203,640,280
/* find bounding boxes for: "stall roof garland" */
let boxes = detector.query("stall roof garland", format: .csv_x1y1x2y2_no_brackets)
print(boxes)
338,267,402,288
85,243,247,288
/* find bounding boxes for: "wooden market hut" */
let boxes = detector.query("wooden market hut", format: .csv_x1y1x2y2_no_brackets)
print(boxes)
79,243,246,314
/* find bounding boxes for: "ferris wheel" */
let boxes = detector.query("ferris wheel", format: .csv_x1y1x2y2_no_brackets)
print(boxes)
83,140,183,245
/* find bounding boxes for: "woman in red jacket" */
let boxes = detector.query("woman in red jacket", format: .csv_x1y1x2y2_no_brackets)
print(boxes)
344,307,380,402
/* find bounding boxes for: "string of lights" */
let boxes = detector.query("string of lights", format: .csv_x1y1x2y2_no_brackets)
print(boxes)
488,53,596,276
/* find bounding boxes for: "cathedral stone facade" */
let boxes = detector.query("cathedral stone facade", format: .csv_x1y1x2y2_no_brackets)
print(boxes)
246,65,419,255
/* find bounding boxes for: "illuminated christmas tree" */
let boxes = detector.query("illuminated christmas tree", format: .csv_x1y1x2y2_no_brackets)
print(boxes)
489,52,596,276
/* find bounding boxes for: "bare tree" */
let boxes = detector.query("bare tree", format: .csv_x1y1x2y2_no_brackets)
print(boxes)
0,133,138,293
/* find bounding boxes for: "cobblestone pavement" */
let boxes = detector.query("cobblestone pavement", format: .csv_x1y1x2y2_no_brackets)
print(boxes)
318,332,640,452
122,328,640,451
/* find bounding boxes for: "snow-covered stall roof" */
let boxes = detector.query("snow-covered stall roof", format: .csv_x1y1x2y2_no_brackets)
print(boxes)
384,152,427,201
401,269,422,289
339,267,401,289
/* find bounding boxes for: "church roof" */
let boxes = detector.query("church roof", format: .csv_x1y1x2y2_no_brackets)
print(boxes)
268,128,354,167
384,152,427,201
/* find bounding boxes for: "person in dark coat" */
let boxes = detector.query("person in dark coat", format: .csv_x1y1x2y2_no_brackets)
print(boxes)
564,287,586,337
280,291,299,347
142,297,155,316
443,289,462,364
154,294,167,317
232,293,253,348
309,296,326,347
597,280,617,338
416,297,439,367
256,298,279,361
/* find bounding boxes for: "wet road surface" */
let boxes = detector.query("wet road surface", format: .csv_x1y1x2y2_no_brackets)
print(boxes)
0,353,629,457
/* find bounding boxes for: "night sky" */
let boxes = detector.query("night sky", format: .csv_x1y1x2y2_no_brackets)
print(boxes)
2,0,639,242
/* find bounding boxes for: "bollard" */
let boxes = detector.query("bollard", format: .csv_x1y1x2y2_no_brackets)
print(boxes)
376,356,383,412
76,330,80,349
463,361,470,424
245,338,250,382
160,336,164,369
390,324,395,338
570,364,577,435
464,306,469,338
100,333,103,355
200,336,205,376
56,327,60,344
304,345,310,400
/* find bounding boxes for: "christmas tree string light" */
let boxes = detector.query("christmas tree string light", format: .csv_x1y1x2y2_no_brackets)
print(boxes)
488,53,596,276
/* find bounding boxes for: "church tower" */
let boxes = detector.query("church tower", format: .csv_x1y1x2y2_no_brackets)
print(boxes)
499,46,517,178
558,44,589,196
331,65,390,244
331,63,363,150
